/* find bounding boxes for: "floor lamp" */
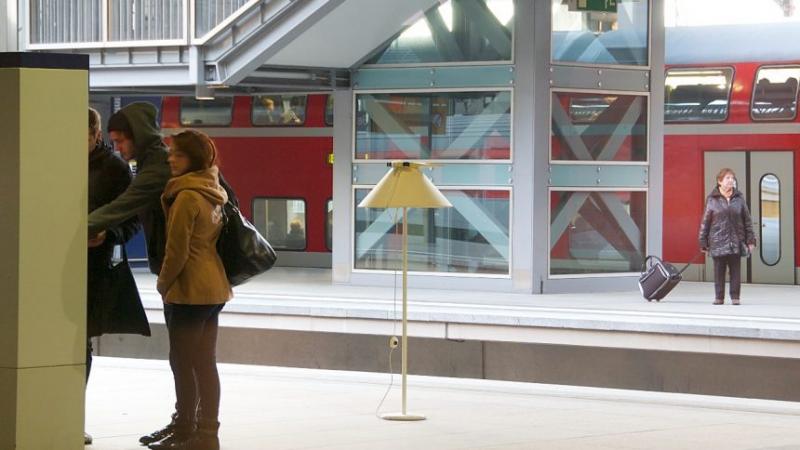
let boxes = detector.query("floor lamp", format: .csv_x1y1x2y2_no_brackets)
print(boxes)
358,161,452,421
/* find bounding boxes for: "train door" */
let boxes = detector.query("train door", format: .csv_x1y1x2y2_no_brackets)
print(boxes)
704,151,795,284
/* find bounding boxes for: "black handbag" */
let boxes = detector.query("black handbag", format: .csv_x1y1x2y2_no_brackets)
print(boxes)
217,201,277,286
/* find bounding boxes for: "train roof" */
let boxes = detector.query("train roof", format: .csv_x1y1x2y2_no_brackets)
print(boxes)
666,22,800,65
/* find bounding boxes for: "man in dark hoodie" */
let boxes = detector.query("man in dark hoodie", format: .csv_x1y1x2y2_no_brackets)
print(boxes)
88,102,171,275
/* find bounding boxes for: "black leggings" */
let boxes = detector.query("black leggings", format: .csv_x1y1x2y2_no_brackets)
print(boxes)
713,254,741,300
164,303,225,423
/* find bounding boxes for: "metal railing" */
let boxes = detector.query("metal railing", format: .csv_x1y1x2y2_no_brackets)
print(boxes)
195,0,252,38
27,0,256,47
29,0,103,44
109,0,184,41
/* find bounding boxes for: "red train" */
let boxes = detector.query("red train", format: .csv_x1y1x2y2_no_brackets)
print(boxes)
663,23,800,284
159,93,335,267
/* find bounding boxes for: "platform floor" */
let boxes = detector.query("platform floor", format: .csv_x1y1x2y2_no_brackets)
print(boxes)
85,357,800,450
133,268,800,341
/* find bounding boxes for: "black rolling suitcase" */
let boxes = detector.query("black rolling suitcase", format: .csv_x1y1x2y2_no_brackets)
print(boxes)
638,252,701,302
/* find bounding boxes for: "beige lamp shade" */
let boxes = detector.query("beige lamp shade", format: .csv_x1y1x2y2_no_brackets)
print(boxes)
358,161,452,209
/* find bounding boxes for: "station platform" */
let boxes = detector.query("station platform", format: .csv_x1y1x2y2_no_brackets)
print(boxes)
96,268,800,402
86,356,800,449
131,267,800,357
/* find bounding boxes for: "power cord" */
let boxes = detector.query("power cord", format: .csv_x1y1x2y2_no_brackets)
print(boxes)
375,207,401,418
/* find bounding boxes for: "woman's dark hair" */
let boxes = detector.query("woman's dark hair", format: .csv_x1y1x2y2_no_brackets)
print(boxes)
170,129,218,172
107,110,134,140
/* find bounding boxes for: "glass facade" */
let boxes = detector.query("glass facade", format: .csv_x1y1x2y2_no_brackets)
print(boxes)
252,198,307,251
552,92,647,162
665,68,733,123
551,0,648,66
252,95,307,126
355,189,510,275
550,190,646,275
367,0,514,64
355,91,511,160
179,97,233,126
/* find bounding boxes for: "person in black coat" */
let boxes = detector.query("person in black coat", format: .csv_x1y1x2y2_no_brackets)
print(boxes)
698,168,756,305
86,108,151,442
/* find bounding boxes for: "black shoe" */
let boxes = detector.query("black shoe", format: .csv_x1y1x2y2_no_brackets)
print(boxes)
84,432,93,445
147,427,194,450
139,413,179,446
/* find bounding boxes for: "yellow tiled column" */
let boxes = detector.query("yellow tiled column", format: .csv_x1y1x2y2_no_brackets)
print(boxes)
0,53,88,450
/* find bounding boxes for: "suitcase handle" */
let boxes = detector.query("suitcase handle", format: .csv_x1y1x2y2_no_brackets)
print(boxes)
641,251,703,275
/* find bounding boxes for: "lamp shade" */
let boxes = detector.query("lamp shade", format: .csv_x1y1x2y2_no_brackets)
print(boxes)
358,161,452,209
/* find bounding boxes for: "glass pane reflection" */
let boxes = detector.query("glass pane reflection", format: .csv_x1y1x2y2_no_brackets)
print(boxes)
553,92,648,162
354,189,510,274
551,0,648,66
355,91,511,160
550,190,646,275
760,174,780,266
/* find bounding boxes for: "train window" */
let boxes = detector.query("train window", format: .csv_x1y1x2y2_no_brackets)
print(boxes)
664,68,733,123
252,95,307,126
179,97,233,126
251,198,307,251
554,92,647,162
325,199,333,251
355,91,511,160
325,96,334,127
751,66,800,121
759,174,781,266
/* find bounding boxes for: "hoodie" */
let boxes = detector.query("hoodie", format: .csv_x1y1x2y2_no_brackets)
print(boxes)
157,166,232,305
88,102,172,274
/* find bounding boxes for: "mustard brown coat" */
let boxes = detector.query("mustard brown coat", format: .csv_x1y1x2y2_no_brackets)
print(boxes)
157,166,232,305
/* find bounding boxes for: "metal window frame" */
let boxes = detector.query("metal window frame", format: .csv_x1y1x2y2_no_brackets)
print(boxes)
750,64,800,123
351,87,514,164
549,87,650,165
664,66,736,124
351,184,513,278
549,0,652,70
251,196,309,252
547,186,649,279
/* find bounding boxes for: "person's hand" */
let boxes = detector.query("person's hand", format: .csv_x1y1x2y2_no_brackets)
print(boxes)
88,231,106,248
701,247,708,254
748,244,755,252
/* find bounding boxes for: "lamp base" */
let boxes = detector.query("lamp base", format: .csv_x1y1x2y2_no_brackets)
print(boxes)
380,412,426,421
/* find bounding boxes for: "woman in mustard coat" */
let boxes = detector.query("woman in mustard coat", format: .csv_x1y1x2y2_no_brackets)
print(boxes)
149,130,231,450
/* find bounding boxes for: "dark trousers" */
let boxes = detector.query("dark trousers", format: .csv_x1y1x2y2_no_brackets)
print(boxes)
713,254,741,300
163,303,225,424
86,339,93,382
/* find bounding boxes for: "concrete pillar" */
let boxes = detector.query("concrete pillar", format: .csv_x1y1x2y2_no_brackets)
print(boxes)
331,88,353,283
0,53,88,450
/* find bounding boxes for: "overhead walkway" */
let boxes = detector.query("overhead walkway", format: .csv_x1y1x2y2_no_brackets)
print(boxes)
96,268,800,403
23,0,441,94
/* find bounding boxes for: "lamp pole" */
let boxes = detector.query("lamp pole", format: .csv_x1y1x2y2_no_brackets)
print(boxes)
401,206,409,416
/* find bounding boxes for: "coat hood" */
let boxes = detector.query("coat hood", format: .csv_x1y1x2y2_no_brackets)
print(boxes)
163,166,228,207
118,102,163,159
